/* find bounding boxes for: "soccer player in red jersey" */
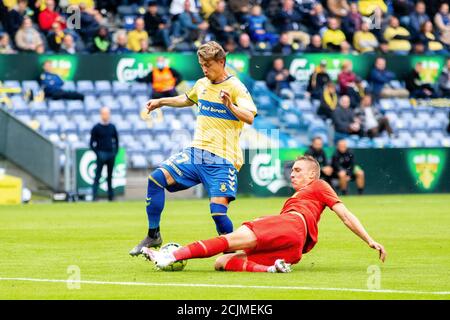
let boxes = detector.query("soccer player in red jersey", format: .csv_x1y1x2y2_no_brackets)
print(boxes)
142,155,387,273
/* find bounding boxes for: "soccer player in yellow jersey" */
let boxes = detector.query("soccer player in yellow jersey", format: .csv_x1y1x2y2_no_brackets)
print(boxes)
130,41,257,256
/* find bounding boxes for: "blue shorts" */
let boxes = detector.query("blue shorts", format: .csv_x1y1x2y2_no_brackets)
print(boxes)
160,147,238,201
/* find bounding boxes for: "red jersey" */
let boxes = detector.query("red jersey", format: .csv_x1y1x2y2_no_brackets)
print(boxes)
280,179,341,253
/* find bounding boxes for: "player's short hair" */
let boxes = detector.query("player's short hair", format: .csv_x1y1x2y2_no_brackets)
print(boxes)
296,155,321,180
197,41,227,62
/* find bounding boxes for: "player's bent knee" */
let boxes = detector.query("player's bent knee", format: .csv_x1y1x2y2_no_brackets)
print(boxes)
157,167,175,186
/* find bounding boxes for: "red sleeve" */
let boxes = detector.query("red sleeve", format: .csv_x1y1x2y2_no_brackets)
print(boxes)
314,180,341,209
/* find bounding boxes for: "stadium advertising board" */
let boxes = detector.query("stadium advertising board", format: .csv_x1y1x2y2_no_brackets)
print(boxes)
75,148,126,197
0,53,446,82
239,148,450,196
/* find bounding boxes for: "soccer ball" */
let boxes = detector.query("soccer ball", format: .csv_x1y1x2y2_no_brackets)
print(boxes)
158,242,187,271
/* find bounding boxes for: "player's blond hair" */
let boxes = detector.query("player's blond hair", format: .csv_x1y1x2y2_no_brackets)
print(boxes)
197,41,227,62
296,155,321,180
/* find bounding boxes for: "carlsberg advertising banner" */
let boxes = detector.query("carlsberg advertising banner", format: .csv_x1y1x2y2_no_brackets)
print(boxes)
75,148,126,196
238,148,450,196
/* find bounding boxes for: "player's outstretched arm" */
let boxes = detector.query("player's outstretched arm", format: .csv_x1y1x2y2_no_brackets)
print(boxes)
146,94,194,113
332,202,387,262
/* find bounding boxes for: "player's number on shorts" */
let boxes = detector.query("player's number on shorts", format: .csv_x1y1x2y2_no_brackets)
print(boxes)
173,152,190,164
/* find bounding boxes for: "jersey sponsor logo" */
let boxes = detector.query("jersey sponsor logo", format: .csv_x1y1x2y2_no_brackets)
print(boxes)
198,99,239,121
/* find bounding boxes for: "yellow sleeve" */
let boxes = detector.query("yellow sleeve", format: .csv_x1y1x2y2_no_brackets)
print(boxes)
232,82,257,115
185,80,200,104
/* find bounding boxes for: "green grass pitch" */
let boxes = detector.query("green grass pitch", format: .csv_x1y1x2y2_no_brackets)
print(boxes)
0,194,449,300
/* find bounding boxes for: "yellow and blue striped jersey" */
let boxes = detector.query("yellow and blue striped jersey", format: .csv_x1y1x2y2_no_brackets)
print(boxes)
185,75,257,170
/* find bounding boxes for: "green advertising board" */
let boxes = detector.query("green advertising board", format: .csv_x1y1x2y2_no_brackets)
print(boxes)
0,53,249,81
238,148,450,196
75,148,127,196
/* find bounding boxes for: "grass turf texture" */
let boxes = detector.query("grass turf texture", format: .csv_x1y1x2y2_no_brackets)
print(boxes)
0,194,449,300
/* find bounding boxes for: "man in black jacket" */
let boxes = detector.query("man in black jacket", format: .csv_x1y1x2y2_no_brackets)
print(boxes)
304,136,333,184
405,62,436,99
90,107,119,201
265,58,295,98
331,139,365,195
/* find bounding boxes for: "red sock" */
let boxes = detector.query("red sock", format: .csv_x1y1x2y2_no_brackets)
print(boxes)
173,236,229,261
224,256,270,272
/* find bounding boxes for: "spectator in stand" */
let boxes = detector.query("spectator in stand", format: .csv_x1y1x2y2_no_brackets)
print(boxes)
136,56,182,99
434,3,450,47
112,30,131,54
38,0,65,33
392,0,413,27
274,0,310,50
322,17,346,52
339,41,355,54
200,0,220,20
92,26,111,53
46,21,65,52
306,34,323,53
246,4,277,45
357,0,387,17
332,95,362,137
296,0,320,16
127,17,149,52
438,58,450,98
353,21,378,53
272,31,299,55
224,37,237,53
176,0,209,50
308,2,328,35
338,60,364,108
236,33,255,55
144,1,170,50
383,16,411,54
409,1,430,38
368,57,397,101
0,32,16,54
170,0,200,17
39,60,84,100
228,0,251,24
304,136,333,184
354,94,393,138
139,38,150,53
327,0,350,18
331,139,365,195
2,0,33,38
410,39,427,54
60,33,77,54
14,16,44,53
208,0,237,44
77,3,102,44
307,60,331,100
418,21,448,55
265,58,295,98
405,62,437,99
317,81,338,121
368,6,389,41
342,2,363,40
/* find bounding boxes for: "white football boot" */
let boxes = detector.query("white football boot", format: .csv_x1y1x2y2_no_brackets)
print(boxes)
141,247,176,269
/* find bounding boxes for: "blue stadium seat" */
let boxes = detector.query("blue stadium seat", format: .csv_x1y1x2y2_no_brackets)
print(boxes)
29,101,47,116
296,99,313,111
48,100,66,115
40,121,59,135
62,81,76,91
84,95,101,115
148,153,165,167
76,80,95,95
22,80,40,95
116,120,133,135
94,80,112,94
60,122,78,135
130,82,150,96
130,154,148,169
66,100,85,115
77,121,93,135
112,81,130,95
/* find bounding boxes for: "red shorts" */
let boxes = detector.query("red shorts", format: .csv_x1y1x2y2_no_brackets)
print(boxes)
242,213,306,266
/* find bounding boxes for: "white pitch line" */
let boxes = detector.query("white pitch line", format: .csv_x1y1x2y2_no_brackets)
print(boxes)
0,277,449,296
